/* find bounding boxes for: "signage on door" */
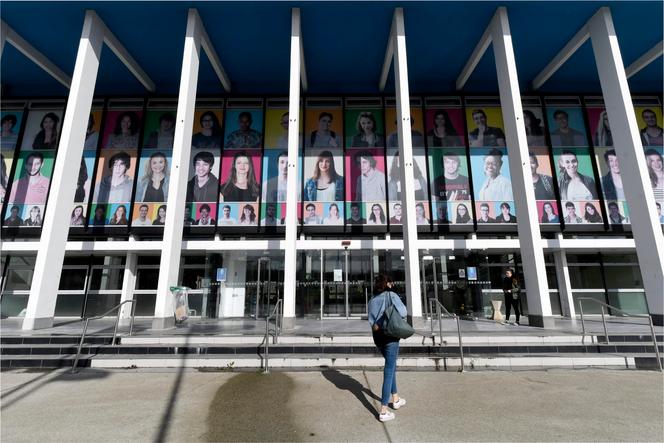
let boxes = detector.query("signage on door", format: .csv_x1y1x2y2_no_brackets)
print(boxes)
216,267,227,282
334,269,343,282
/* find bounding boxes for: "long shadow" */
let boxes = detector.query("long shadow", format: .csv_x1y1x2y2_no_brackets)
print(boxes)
1,368,110,411
153,331,190,443
321,368,381,416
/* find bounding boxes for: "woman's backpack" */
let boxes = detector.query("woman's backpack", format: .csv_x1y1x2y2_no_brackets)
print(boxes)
383,292,415,339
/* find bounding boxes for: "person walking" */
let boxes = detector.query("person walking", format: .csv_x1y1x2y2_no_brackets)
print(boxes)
501,268,521,325
367,274,408,422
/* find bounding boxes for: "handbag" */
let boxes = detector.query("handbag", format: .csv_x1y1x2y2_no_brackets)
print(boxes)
383,292,415,339
511,279,521,300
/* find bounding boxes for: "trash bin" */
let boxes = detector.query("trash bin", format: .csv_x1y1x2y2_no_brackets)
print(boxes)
170,286,190,325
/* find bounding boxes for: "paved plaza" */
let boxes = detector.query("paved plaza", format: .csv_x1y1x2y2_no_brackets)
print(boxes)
1,368,662,442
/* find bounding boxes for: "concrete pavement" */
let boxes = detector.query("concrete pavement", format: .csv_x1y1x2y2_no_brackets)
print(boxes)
1,368,662,442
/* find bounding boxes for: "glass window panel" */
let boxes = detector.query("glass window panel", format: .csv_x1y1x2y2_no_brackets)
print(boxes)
4,269,34,291
136,268,159,290
58,268,87,291
84,293,121,317
0,293,29,317
603,265,643,289
607,291,648,315
568,265,604,289
55,294,84,316
88,267,124,291
549,291,562,316
134,294,156,316
573,292,607,314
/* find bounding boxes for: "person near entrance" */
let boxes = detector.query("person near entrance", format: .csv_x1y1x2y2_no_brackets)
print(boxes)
368,274,408,422
501,268,521,325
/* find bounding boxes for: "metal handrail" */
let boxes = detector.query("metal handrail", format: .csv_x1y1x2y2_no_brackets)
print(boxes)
263,298,283,374
578,297,661,372
428,298,464,372
71,300,137,373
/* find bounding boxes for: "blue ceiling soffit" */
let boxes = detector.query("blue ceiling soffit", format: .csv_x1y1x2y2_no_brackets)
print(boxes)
1,1,662,98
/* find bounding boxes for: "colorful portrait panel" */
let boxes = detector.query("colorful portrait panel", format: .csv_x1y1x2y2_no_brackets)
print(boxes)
303,148,344,203
546,107,588,147
466,107,506,148
6,150,56,207
305,107,343,149
20,109,63,151
191,109,223,151
470,147,515,224
1,111,24,152
69,204,87,227
142,110,176,150
83,110,103,150
424,107,466,148
102,110,143,150
537,200,560,224
384,107,425,148
345,109,385,148
2,204,44,228
345,148,386,204
522,107,547,148
224,108,264,150
634,106,663,147
586,107,612,147
428,147,471,203
219,149,262,204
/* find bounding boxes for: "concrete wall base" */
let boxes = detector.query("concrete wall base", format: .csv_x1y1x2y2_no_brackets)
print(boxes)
151,317,175,330
528,315,556,329
21,316,54,330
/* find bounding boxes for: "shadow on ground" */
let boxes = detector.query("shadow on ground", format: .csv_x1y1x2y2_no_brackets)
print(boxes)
204,372,300,442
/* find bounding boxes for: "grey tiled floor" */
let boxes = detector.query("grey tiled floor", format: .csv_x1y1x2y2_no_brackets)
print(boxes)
1,315,661,337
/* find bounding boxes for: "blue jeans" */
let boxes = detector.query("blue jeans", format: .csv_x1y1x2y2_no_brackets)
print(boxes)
378,339,400,406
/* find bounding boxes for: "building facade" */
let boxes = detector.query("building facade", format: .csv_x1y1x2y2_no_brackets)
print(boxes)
1,1,662,329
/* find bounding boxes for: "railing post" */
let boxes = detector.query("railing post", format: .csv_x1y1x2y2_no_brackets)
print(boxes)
579,299,586,344
601,305,609,344
647,317,662,372
455,315,464,372
129,301,136,336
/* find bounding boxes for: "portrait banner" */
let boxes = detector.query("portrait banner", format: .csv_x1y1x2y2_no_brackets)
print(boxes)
20,109,63,151
1,111,24,152
424,107,465,148
466,107,506,148
224,109,264,150
102,110,143,150
546,107,588,147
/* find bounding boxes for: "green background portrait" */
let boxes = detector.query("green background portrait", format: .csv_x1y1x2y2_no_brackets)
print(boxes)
428,147,470,185
344,108,385,147
553,147,595,181
13,150,56,181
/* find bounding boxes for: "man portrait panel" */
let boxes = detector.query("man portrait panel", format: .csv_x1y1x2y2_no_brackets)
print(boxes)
305,107,343,149
345,148,386,203
635,106,664,147
465,107,506,148
384,107,424,148
187,148,221,203
92,149,137,205
264,107,302,149
224,108,264,150
7,150,56,206
546,107,588,147
429,147,471,202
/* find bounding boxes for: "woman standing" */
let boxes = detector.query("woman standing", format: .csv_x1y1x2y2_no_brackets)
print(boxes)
367,274,408,422
501,268,521,325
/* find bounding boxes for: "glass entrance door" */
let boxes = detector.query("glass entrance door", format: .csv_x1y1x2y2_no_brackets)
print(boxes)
321,249,375,318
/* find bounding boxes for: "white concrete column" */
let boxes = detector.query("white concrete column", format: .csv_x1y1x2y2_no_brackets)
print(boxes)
491,7,552,327
588,7,664,326
119,250,138,325
553,248,575,318
282,8,303,328
22,12,104,330
392,8,422,321
153,10,203,329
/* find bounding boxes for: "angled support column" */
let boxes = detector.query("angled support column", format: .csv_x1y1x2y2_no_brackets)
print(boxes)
22,12,104,330
492,7,552,327
282,8,304,329
154,9,229,328
553,247,575,318
119,249,138,326
22,11,155,330
390,8,422,321
588,8,664,325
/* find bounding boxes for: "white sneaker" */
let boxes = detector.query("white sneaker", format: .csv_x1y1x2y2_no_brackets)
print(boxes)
391,398,407,410
379,410,395,422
